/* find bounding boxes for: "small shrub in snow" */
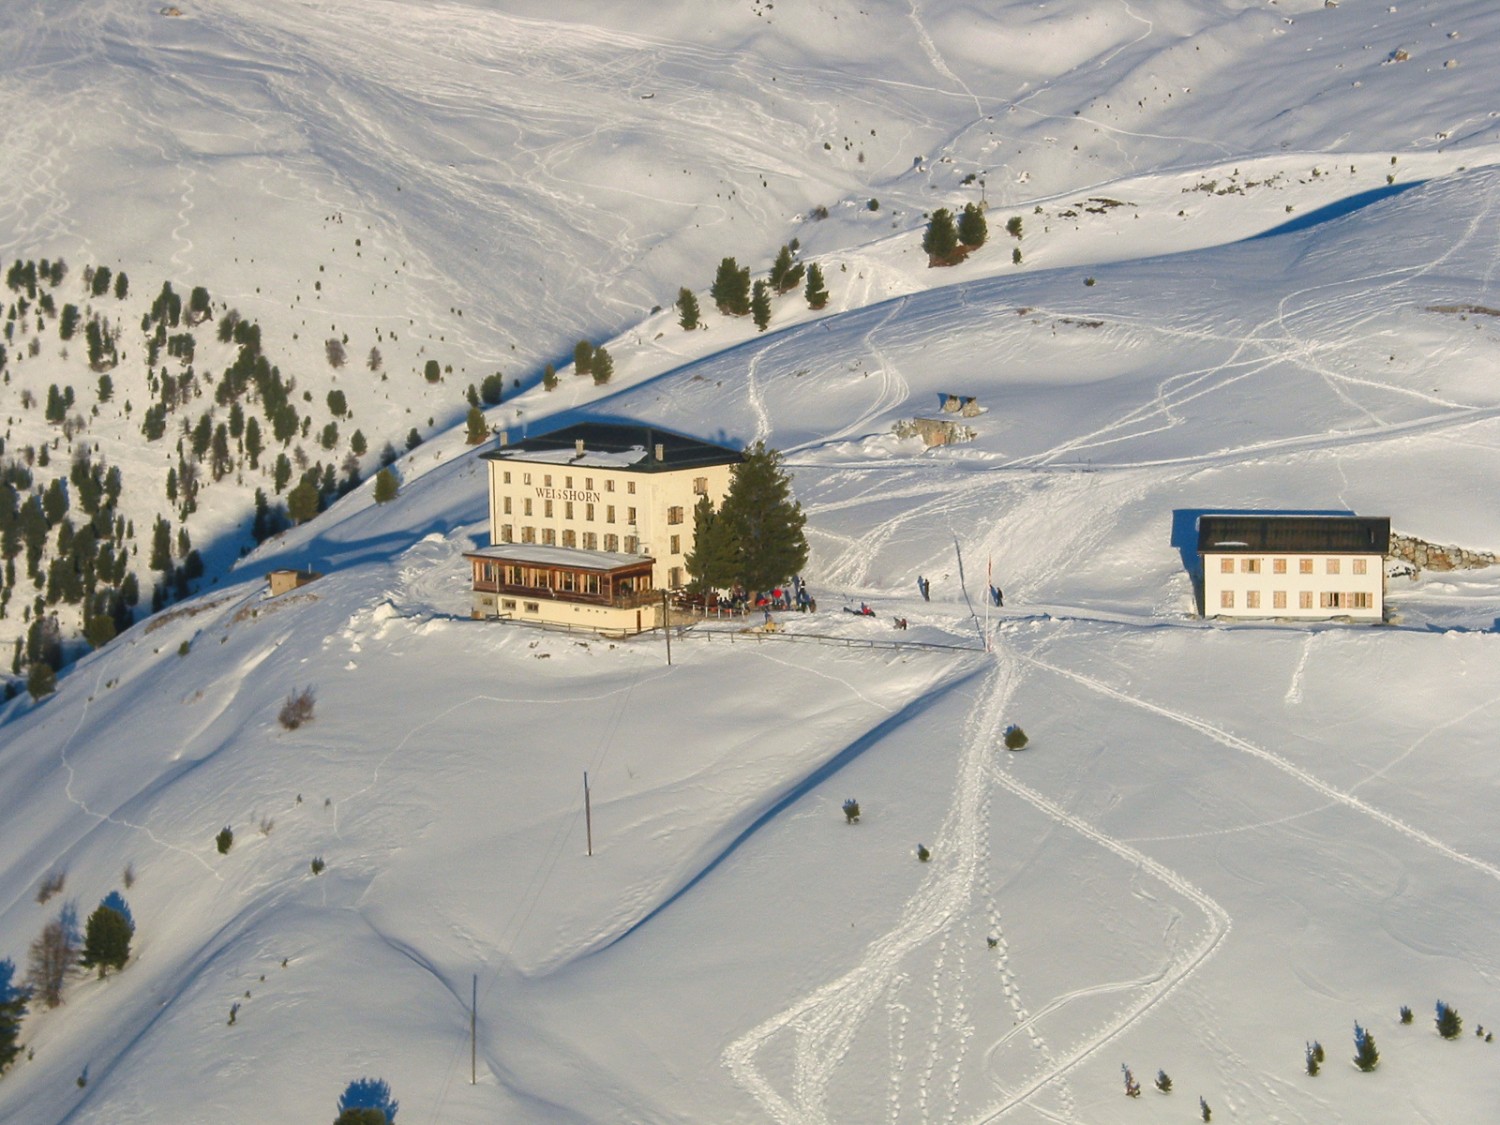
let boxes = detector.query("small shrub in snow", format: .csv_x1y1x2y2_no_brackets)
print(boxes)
279,686,316,730
1199,1095,1212,1121
916,844,930,862
1121,1065,1140,1097
337,1077,398,1124
311,857,326,875
216,826,234,855
1305,1040,1322,1076
1353,1022,1380,1071
1399,1004,1413,1024
1436,1000,1463,1039
35,870,65,904
259,816,275,837
842,798,860,824
122,863,136,889
1003,725,1028,751
1155,1069,1172,1093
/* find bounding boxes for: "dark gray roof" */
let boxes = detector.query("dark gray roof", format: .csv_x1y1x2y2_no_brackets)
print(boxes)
481,421,742,472
1197,515,1390,555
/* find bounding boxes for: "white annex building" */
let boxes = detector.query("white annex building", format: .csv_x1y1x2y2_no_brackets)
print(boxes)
1198,514,1390,621
464,421,742,634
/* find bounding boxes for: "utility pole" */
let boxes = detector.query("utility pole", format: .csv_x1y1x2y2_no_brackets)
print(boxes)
662,590,672,666
584,771,593,857
470,974,477,1085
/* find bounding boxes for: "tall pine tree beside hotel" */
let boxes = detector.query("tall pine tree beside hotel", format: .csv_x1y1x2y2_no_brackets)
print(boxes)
716,443,807,595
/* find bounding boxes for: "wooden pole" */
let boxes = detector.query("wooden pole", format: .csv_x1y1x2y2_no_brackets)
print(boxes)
584,771,593,857
470,974,477,1085
662,590,672,666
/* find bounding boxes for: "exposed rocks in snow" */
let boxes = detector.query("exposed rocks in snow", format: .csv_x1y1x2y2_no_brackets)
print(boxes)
1389,532,1497,574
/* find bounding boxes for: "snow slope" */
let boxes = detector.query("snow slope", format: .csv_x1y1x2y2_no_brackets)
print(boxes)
2,2,1500,1123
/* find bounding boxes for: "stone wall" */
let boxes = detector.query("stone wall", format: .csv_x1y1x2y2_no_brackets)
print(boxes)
1389,532,1496,573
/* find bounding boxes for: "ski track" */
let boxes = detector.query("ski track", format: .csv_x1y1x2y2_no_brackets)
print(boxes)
1018,651,1500,885
723,646,1230,1123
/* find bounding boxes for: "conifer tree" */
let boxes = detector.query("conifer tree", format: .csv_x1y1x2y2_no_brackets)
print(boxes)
480,373,504,405
0,957,28,1074
711,258,751,316
684,494,735,592
804,262,829,310
769,245,804,295
373,469,399,504
542,364,558,391
79,902,132,978
1436,1000,1463,1039
677,287,700,330
922,208,960,264
716,442,808,595
591,346,614,385
573,340,594,376
465,406,488,445
287,479,320,525
1353,1022,1379,1071
958,202,988,249
751,280,772,332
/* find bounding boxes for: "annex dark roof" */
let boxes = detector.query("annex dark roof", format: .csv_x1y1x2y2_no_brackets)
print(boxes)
1197,515,1391,555
481,421,743,473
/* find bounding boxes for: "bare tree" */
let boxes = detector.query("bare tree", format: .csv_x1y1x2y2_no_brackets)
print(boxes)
325,338,347,368
27,916,79,1008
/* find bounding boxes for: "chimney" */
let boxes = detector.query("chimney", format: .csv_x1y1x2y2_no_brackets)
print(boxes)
655,443,665,462
576,438,585,456
498,430,509,447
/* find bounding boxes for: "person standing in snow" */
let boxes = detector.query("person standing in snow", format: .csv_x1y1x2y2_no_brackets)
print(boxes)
918,576,930,601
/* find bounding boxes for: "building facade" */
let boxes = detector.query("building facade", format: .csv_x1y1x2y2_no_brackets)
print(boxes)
1198,514,1390,621
464,543,660,635
475,421,742,620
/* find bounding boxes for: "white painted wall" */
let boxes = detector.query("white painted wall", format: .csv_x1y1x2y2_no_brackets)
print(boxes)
1202,551,1385,620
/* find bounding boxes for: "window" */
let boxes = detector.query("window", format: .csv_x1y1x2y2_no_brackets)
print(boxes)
544,474,553,487
1299,558,1313,574
1273,558,1287,574
693,477,708,495
504,565,522,585
1299,591,1313,609
503,496,512,515
1220,590,1235,609
1352,558,1367,575
562,530,576,548
582,532,598,550
524,498,533,517
627,481,636,494
565,501,574,520
501,598,516,610
503,471,511,484
523,472,531,485
582,574,600,595
541,528,556,545
585,477,593,491
565,475,572,489
1219,558,1234,574
523,601,539,614
500,524,513,543
604,534,619,552
627,507,637,524
544,499,554,519
1326,558,1340,575
606,479,615,493
1320,591,1345,609
625,535,640,554
1350,591,1373,609
1241,558,1261,574
667,506,684,525
559,570,576,591
586,503,595,522
1272,590,1286,609
606,505,615,523
670,566,684,587
521,526,536,543
1246,590,1260,609
670,534,681,554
